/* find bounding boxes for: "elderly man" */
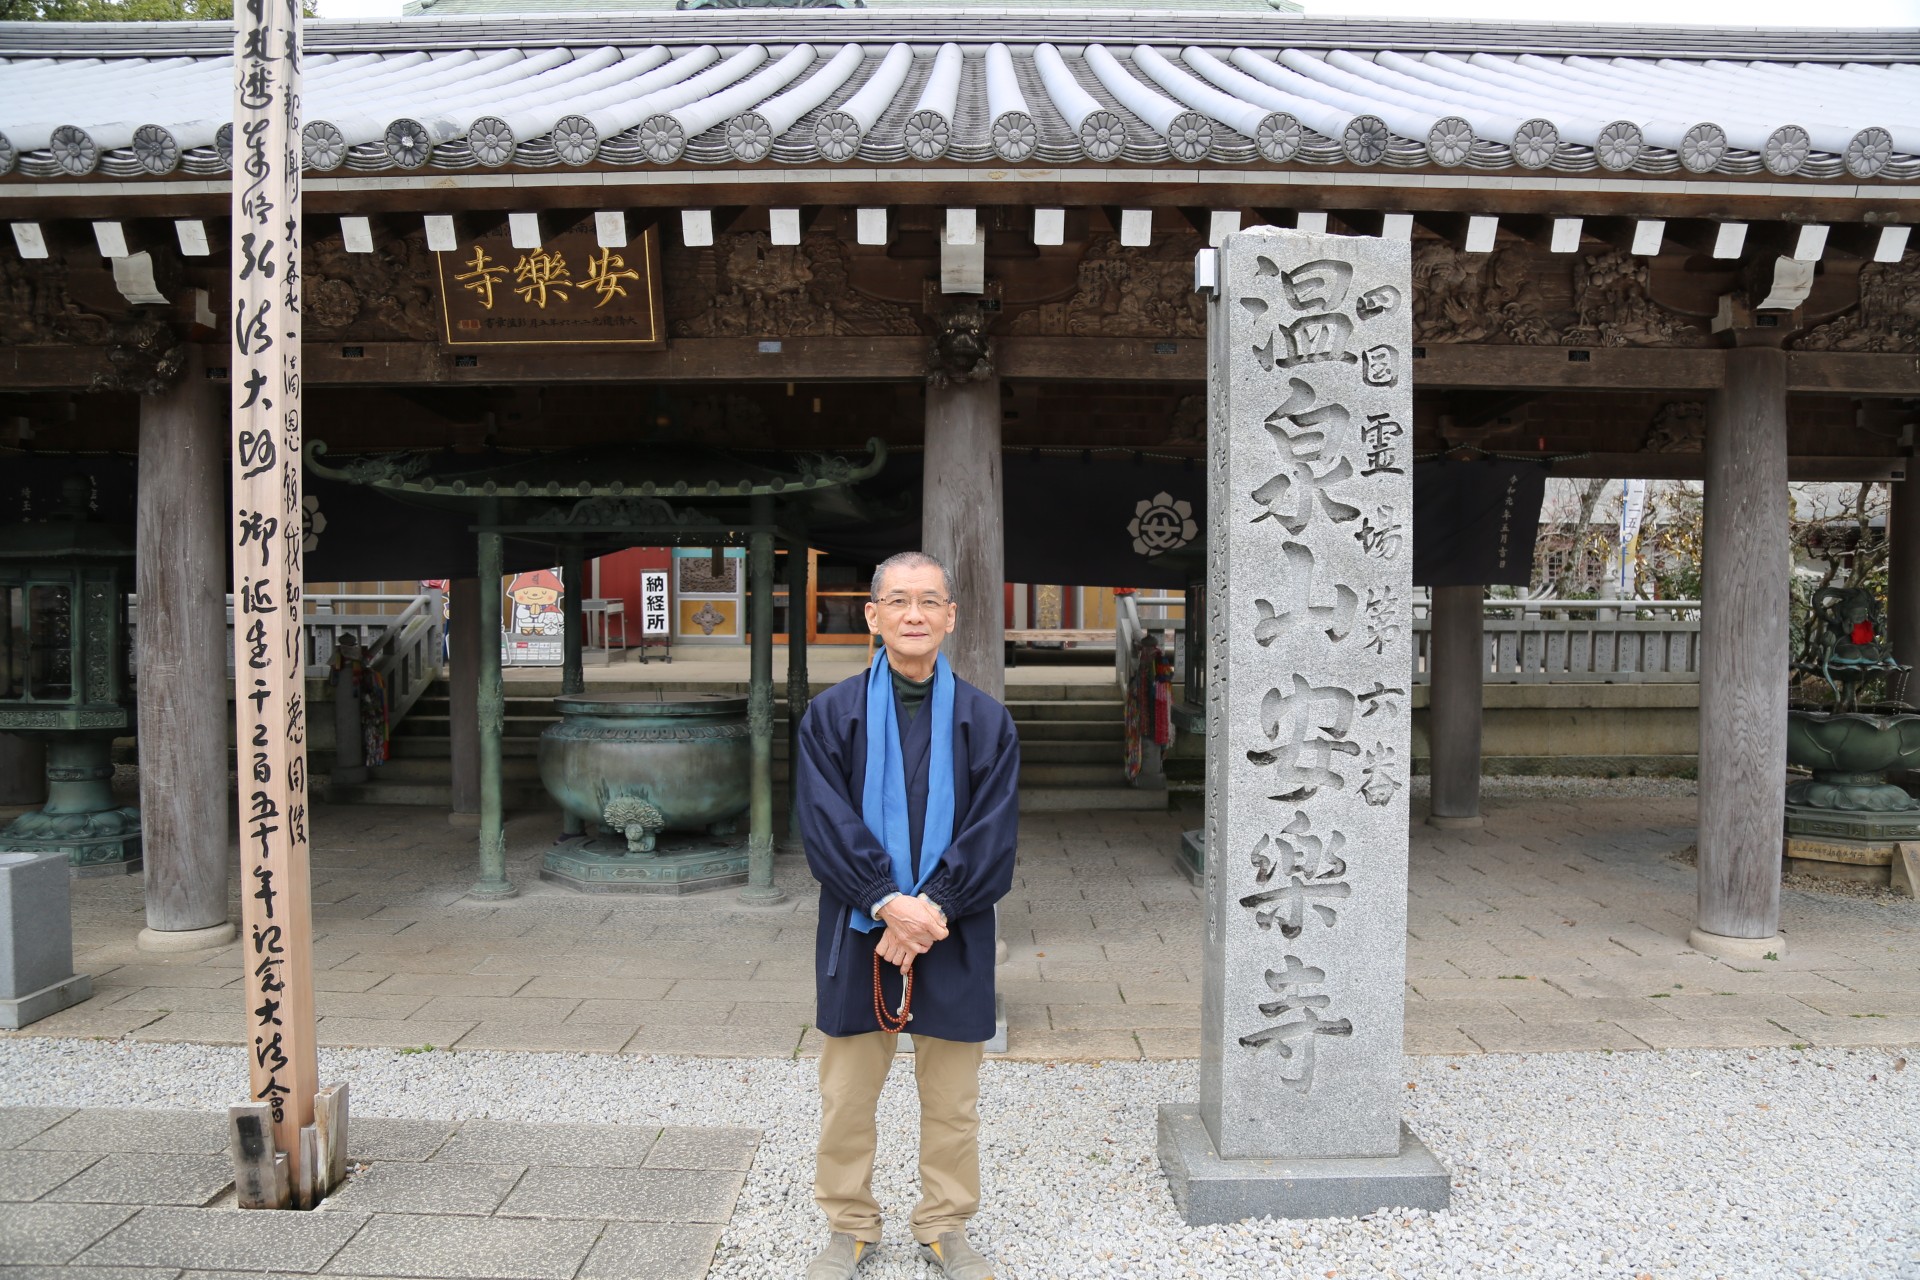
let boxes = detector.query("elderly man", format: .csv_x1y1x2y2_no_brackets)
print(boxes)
796,551,1020,1280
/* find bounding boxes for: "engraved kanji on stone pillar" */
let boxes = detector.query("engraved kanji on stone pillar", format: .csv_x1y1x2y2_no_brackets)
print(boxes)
1198,229,1413,1162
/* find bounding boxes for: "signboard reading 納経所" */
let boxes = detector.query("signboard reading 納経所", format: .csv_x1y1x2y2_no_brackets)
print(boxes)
640,571,670,638
435,221,664,347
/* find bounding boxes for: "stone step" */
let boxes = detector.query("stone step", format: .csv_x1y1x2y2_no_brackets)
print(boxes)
370,758,543,783
1018,786,1167,812
385,731,1117,763
1014,762,1130,787
428,701,1125,725
413,682,1123,707
468,680,1125,703
328,781,1159,813
322,780,548,807
387,717,1121,744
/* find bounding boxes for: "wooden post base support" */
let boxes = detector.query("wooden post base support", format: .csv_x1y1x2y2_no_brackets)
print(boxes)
230,1083,349,1210
1685,929,1787,962
136,921,237,953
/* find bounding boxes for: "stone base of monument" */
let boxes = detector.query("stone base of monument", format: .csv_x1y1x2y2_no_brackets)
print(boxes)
540,834,747,894
903,993,1007,1056
1781,831,1896,887
1174,829,1205,886
1157,1105,1450,1224
1,848,93,1029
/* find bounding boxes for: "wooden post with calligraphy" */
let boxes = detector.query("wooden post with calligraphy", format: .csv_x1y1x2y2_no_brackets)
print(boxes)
230,0,322,1207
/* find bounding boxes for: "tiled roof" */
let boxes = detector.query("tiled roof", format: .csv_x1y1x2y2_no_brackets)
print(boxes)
1,13,1915,182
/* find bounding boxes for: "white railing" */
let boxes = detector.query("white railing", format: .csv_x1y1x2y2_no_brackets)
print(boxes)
130,588,446,729
353,591,446,728
1115,593,1187,693
294,594,438,676
1411,597,1702,684
1179,593,1703,712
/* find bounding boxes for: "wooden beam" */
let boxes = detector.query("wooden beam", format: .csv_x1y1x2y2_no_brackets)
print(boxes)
1000,337,1201,381
1411,345,1724,391
3,340,1917,395
10,174,1920,227
1785,351,1920,396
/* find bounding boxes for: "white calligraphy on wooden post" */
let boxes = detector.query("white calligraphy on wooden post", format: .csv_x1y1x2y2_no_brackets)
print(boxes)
230,0,322,1207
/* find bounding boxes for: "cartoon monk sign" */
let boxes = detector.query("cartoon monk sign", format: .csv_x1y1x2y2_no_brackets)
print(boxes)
507,568,564,636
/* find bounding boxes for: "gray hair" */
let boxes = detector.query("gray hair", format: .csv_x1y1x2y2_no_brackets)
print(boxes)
870,551,955,602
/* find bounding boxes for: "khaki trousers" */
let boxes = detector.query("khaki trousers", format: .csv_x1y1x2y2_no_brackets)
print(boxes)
814,1030,985,1245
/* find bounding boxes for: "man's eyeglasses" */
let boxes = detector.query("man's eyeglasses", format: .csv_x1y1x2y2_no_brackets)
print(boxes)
873,595,951,613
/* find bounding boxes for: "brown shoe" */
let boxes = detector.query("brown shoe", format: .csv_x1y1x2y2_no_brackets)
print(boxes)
920,1230,996,1280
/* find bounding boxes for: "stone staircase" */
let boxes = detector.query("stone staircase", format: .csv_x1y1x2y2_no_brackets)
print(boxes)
324,677,1165,813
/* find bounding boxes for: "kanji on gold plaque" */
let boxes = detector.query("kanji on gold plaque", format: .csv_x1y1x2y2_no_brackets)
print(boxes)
581,247,641,308
512,248,571,308
435,221,664,347
452,246,509,310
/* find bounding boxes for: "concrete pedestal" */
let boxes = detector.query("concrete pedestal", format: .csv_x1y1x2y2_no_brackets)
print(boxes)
0,848,92,1029
1159,1107,1449,1223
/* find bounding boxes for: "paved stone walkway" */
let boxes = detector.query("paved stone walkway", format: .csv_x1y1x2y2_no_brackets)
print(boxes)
10,781,1917,1061
0,1104,754,1279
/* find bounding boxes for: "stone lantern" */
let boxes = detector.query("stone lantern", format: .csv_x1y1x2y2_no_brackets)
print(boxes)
0,476,140,875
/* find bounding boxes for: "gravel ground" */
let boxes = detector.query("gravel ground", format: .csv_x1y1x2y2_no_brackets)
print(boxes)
2,1038,1914,1280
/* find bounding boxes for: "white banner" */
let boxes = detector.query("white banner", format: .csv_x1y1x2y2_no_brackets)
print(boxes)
641,570,670,637
1618,479,1649,594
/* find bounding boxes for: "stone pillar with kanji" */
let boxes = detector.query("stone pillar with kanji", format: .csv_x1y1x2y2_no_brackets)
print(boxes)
1159,227,1449,1223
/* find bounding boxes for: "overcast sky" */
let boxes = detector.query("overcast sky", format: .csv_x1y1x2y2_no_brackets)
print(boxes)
312,0,1920,24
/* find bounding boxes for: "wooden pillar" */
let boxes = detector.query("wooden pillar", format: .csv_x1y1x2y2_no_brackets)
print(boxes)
785,539,811,844
471,516,514,899
447,578,481,822
1694,341,1788,956
1889,480,1920,692
1426,585,1486,829
560,544,585,697
559,545,586,838
136,346,235,950
923,374,1005,701
0,734,45,806
741,502,785,904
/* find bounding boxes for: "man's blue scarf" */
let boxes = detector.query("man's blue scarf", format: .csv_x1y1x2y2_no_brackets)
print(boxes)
848,648,956,933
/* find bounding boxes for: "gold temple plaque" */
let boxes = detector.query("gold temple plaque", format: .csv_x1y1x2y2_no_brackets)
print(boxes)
435,221,664,348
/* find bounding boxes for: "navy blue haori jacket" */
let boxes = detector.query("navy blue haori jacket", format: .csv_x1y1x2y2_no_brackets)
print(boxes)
797,667,1020,1043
